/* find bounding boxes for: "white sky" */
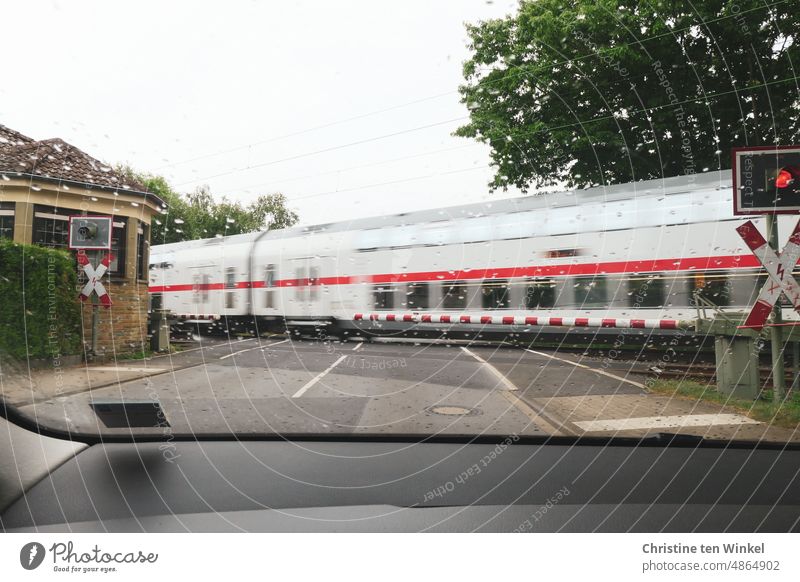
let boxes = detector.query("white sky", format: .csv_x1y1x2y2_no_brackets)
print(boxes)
1,0,525,225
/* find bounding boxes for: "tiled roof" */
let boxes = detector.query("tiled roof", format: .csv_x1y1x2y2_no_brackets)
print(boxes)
0,124,149,195
0,124,35,147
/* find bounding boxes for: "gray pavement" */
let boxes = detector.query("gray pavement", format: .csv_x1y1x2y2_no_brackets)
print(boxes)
2,336,796,442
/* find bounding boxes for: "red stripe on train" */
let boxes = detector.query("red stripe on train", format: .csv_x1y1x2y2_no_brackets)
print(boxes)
148,254,762,293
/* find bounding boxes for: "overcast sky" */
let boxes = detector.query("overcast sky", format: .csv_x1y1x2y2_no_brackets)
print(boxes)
1,0,526,225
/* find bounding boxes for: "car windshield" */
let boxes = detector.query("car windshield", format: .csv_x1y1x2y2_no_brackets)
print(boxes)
1,0,799,444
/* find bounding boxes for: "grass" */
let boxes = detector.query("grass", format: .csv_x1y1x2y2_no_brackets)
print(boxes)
115,343,184,361
649,379,800,429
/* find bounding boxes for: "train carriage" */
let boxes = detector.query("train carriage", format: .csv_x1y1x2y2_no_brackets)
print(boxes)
148,171,793,342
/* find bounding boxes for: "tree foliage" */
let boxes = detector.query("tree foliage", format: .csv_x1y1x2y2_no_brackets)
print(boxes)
456,0,800,191
122,169,299,244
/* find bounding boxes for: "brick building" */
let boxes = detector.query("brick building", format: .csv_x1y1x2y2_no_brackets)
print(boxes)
0,124,164,356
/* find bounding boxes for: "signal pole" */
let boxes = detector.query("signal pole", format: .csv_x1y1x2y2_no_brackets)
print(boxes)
766,213,786,402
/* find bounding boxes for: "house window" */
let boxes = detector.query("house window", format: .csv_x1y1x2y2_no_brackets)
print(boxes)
103,218,127,277
0,202,14,239
32,205,70,249
407,282,429,309
136,222,149,280
628,276,665,308
525,279,556,309
481,280,510,309
574,276,608,307
373,285,394,310
264,264,276,309
442,281,467,309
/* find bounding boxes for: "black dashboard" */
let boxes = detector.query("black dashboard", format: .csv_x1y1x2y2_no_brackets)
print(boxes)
2,438,799,532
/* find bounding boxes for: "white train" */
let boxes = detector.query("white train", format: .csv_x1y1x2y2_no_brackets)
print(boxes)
148,171,792,341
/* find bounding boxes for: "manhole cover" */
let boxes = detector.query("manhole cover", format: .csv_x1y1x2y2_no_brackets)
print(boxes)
426,405,480,417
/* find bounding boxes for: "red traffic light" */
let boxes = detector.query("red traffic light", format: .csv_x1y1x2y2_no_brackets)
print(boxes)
776,169,794,189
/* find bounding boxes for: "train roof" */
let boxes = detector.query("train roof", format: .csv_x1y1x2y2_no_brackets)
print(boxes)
154,170,731,253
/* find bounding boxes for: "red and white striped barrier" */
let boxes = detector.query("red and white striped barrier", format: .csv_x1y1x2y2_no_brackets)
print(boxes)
353,313,686,330
176,313,221,321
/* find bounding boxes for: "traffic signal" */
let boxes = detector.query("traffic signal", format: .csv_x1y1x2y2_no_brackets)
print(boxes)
770,165,800,193
76,221,99,241
733,147,800,214
68,215,113,250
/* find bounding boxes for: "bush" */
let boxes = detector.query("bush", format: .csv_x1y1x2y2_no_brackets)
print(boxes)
0,240,82,360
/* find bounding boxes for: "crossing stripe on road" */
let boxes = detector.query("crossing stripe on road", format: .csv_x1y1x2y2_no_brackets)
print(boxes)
524,349,646,389
460,347,518,391
219,339,290,360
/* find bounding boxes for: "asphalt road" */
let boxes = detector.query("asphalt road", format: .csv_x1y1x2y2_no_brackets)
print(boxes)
18,336,652,437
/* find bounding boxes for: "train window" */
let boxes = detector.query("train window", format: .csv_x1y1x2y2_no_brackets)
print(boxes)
264,264,276,309
628,276,665,308
225,267,236,309
692,272,732,307
574,276,608,308
225,267,236,289
525,279,556,309
309,266,320,301
442,281,468,309
373,285,394,310
407,283,429,309
481,280,510,309
295,266,306,301
192,274,201,305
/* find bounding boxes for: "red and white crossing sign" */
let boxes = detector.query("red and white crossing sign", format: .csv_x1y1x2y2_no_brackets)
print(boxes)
736,219,800,328
77,252,113,308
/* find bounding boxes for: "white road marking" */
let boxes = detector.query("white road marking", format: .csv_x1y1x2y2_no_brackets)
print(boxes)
262,339,290,349
499,390,566,436
219,339,289,360
525,348,646,389
292,354,348,398
90,366,166,373
352,342,363,351
460,347,518,391
574,413,760,432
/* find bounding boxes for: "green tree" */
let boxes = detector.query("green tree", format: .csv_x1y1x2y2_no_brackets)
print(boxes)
120,168,299,244
456,0,800,191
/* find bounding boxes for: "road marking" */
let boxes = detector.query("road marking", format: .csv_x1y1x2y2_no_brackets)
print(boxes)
574,413,760,432
499,390,571,436
90,366,166,373
292,354,348,398
220,339,290,360
352,342,363,351
460,347,518,391
524,348,646,389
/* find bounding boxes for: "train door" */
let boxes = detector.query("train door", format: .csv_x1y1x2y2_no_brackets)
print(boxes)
289,257,321,316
